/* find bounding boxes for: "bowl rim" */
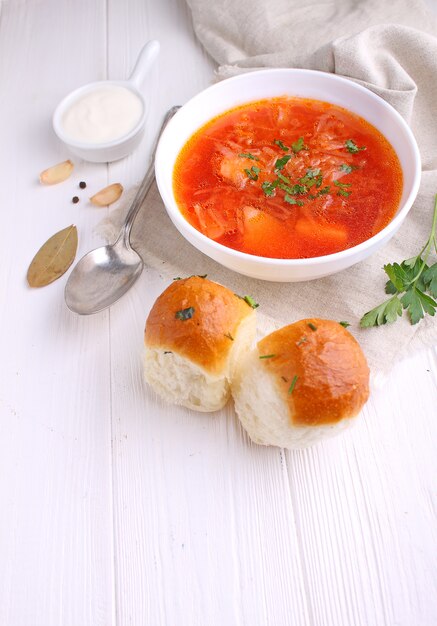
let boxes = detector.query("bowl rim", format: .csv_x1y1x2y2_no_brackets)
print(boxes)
52,79,147,151
155,67,421,268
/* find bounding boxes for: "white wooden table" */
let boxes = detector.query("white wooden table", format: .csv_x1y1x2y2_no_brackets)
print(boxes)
0,1,436,625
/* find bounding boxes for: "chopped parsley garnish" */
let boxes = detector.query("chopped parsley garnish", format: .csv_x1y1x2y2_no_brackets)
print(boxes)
239,152,259,161
289,183,307,195
298,177,313,189
345,139,366,154
224,332,234,341
276,171,291,185
259,354,276,359
173,274,207,280
288,375,298,395
307,322,317,331
262,180,278,196
296,337,308,346
175,307,195,321
339,163,357,173
261,161,330,206
275,182,289,194
273,139,289,151
292,137,307,153
276,181,293,194
339,321,351,328
241,134,359,208
284,194,304,206
299,168,323,189
243,295,259,309
244,165,260,181
308,186,331,199
274,154,292,171
307,167,321,176
334,180,352,197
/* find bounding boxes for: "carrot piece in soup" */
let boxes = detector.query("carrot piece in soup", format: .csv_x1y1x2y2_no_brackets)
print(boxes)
295,219,348,245
242,206,285,255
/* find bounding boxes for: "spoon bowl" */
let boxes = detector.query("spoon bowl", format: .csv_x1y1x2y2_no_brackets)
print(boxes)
64,238,144,314
65,107,180,315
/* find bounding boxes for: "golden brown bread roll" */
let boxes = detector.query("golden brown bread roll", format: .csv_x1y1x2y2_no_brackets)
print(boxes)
232,318,370,448
144,276,257,411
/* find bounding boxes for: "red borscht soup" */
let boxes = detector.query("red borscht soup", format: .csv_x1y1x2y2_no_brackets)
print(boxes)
173,97,403,259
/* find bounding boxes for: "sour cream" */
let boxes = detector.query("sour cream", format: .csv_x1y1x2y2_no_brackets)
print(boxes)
61,85,143,144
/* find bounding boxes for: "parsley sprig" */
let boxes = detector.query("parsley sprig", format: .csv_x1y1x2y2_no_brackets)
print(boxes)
360,195,437,327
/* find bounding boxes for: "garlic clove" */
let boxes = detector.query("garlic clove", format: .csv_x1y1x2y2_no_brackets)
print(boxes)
90,183,124,206
39,160,74,185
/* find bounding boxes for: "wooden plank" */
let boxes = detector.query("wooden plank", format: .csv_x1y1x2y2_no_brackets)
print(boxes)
285,347,437,626
105,0,308,624
0,1,115,625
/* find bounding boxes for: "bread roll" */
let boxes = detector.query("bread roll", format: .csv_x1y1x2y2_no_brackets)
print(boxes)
232,319,369,448
144,276,257,411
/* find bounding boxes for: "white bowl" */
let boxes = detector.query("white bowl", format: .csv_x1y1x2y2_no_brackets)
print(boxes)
155,69,421,282
53,41,159,163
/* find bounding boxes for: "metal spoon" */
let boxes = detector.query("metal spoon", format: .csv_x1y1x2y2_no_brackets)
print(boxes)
65,106,180,315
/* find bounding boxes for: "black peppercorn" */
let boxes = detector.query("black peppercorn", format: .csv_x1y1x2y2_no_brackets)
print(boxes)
72,196,79,204
79,181,86,189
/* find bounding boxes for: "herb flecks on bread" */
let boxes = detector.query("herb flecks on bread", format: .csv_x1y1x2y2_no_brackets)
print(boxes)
232,319,370,449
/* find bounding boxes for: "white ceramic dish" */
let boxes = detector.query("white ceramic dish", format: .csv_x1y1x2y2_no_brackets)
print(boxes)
53,40,159,163
155,68,421,282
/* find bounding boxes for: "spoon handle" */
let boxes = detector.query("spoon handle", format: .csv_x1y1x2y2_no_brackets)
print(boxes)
119,105,181,247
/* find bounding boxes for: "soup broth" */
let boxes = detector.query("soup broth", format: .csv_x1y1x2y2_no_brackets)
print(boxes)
173,97,403,259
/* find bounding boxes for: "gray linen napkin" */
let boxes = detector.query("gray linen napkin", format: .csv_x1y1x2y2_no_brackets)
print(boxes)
107,0,437,372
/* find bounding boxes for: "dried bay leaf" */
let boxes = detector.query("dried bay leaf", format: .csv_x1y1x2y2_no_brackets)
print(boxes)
27,225,78,288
